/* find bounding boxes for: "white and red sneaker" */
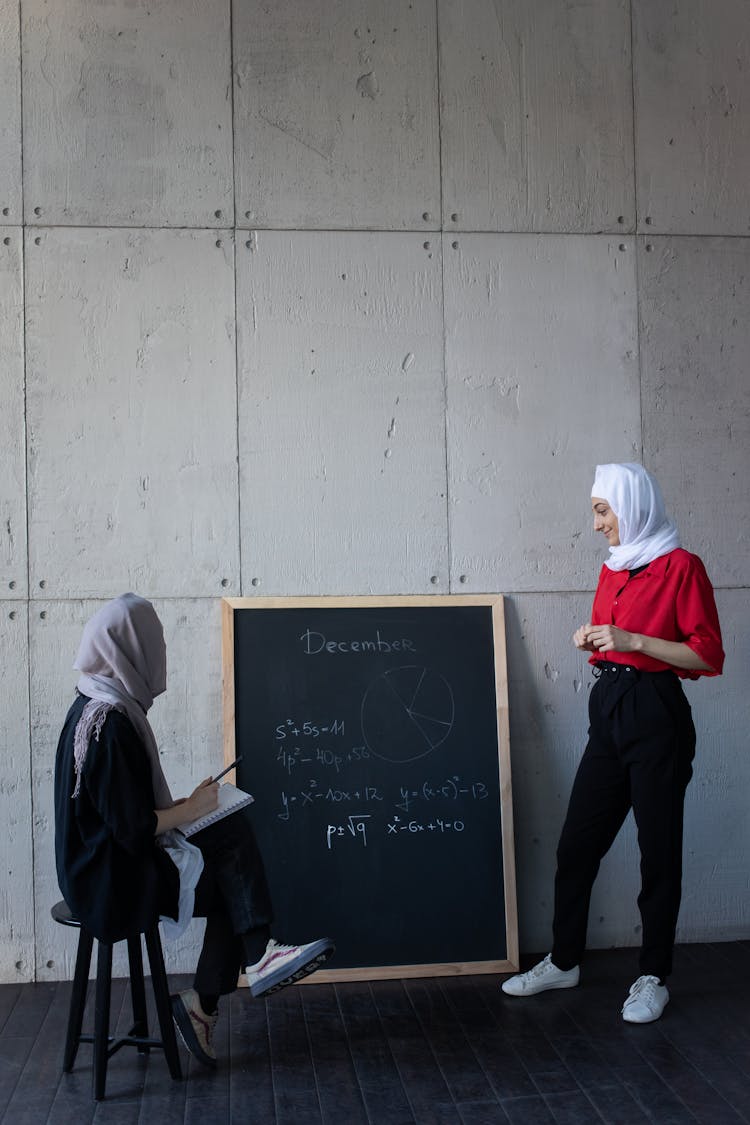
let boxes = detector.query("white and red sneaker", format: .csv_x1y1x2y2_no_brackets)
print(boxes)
246,937,335,998
171,989,218,1068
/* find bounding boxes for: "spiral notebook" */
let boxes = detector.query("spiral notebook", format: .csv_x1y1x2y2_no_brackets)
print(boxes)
179,782,255,838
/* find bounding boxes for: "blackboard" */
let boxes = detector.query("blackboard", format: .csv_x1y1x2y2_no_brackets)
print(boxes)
222,596,517,981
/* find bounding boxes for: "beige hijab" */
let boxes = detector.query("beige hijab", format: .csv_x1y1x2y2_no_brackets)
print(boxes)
72,593,172,807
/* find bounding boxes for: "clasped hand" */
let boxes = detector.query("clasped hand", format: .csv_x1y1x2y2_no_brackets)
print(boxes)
573,623,639,654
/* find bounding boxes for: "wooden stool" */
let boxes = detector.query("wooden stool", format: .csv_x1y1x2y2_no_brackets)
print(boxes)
51,900,182,1100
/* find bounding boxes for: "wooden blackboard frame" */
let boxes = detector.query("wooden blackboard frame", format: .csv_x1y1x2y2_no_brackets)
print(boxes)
222,594,518,981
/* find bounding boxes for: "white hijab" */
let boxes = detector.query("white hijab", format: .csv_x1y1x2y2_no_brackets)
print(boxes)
592,463,681,572
73,592,172,807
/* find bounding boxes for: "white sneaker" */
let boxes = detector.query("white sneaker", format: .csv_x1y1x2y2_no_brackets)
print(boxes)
622,975,669,1023
246,936,335,998
501,953,580,996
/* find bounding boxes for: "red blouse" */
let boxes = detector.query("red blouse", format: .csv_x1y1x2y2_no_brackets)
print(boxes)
589,548,724,679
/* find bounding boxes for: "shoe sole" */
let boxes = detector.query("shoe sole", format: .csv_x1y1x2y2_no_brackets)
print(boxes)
502,978,579,996
170,994,217,1069
622,1008,667,1024
250,939,335,998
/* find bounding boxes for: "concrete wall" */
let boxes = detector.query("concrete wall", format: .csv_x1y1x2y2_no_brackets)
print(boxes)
1,0,748,982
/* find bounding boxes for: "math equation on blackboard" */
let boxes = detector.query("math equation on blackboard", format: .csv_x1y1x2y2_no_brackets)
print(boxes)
271,714,490,850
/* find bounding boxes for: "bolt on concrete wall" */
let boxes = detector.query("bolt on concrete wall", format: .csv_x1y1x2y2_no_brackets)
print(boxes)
1,0,748,982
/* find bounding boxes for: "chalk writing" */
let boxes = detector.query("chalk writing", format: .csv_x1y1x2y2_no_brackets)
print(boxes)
277,783,384,820
386,816,465,835
361,666,455,764
396,776,489,813
276,744,369,775
275,775,488,826
325,815,467,847
300,629,418,656
275,718,346,740
326,815,371,849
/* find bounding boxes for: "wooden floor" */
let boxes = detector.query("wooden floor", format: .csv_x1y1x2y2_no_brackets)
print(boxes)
1,942,748,1124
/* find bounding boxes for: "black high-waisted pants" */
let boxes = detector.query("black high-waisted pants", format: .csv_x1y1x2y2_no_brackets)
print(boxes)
189,809,274,996
551,663,696,981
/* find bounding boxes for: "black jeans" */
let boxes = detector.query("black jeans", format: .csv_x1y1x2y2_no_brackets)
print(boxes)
190,809,274,996
551,664,696,981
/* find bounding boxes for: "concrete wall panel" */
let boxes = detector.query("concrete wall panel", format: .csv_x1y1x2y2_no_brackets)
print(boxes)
22,0,233,228
25,228,239,599
30,600,89,982
633,0,750,235
681,589,750,941
0,0,22,224
0,606,34,982
237,230,448,594
445,234,640,593
0,228,26,598
439,0,634,233
31,598,224,980
233,0,439,230
639,237,750,586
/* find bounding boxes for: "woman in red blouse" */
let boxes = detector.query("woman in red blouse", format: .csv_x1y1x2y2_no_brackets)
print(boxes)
502,463,724,1023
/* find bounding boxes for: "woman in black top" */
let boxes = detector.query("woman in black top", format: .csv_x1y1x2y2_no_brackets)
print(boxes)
55,593,333,1068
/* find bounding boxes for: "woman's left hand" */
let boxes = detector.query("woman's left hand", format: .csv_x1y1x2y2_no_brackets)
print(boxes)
584,624,640,653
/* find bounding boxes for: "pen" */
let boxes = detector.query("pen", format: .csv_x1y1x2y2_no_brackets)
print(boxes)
211,756,243,784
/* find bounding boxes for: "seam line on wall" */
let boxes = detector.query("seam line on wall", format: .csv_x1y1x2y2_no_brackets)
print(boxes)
435,0,444,235
629,0,639,234
17,0,24,228
26,223,749,237
228,0,243,596
18,0,38,983
629,0,645,462
435,0,451,594
232,235,242,596
14,585,747,602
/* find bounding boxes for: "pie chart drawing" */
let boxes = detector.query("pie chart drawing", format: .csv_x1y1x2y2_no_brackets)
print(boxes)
360,666,455,763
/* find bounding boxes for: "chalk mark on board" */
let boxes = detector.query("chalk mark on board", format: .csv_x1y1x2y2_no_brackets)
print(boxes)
360,666,455,763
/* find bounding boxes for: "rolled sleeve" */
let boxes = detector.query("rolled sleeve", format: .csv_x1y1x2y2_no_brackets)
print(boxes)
675,556,725,676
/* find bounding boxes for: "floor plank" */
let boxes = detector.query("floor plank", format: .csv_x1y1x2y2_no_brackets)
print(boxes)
266,980,322,1124
404,977,497,1106
0,988,21,1037
227,987,275,1123
335,981,415,1124
373,979,461,1124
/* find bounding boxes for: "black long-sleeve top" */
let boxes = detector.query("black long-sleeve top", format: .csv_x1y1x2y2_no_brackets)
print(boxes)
54,693,179,944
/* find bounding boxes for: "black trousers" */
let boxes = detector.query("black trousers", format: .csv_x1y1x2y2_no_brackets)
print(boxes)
190,809,274,996
551,664,696,981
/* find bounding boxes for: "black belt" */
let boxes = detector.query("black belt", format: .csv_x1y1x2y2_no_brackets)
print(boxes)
593,662,676,679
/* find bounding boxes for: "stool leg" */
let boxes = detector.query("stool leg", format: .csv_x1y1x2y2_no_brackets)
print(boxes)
144,927,182,1081
93,941,113,1101
63,927,94,1072
126,935,149,1054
